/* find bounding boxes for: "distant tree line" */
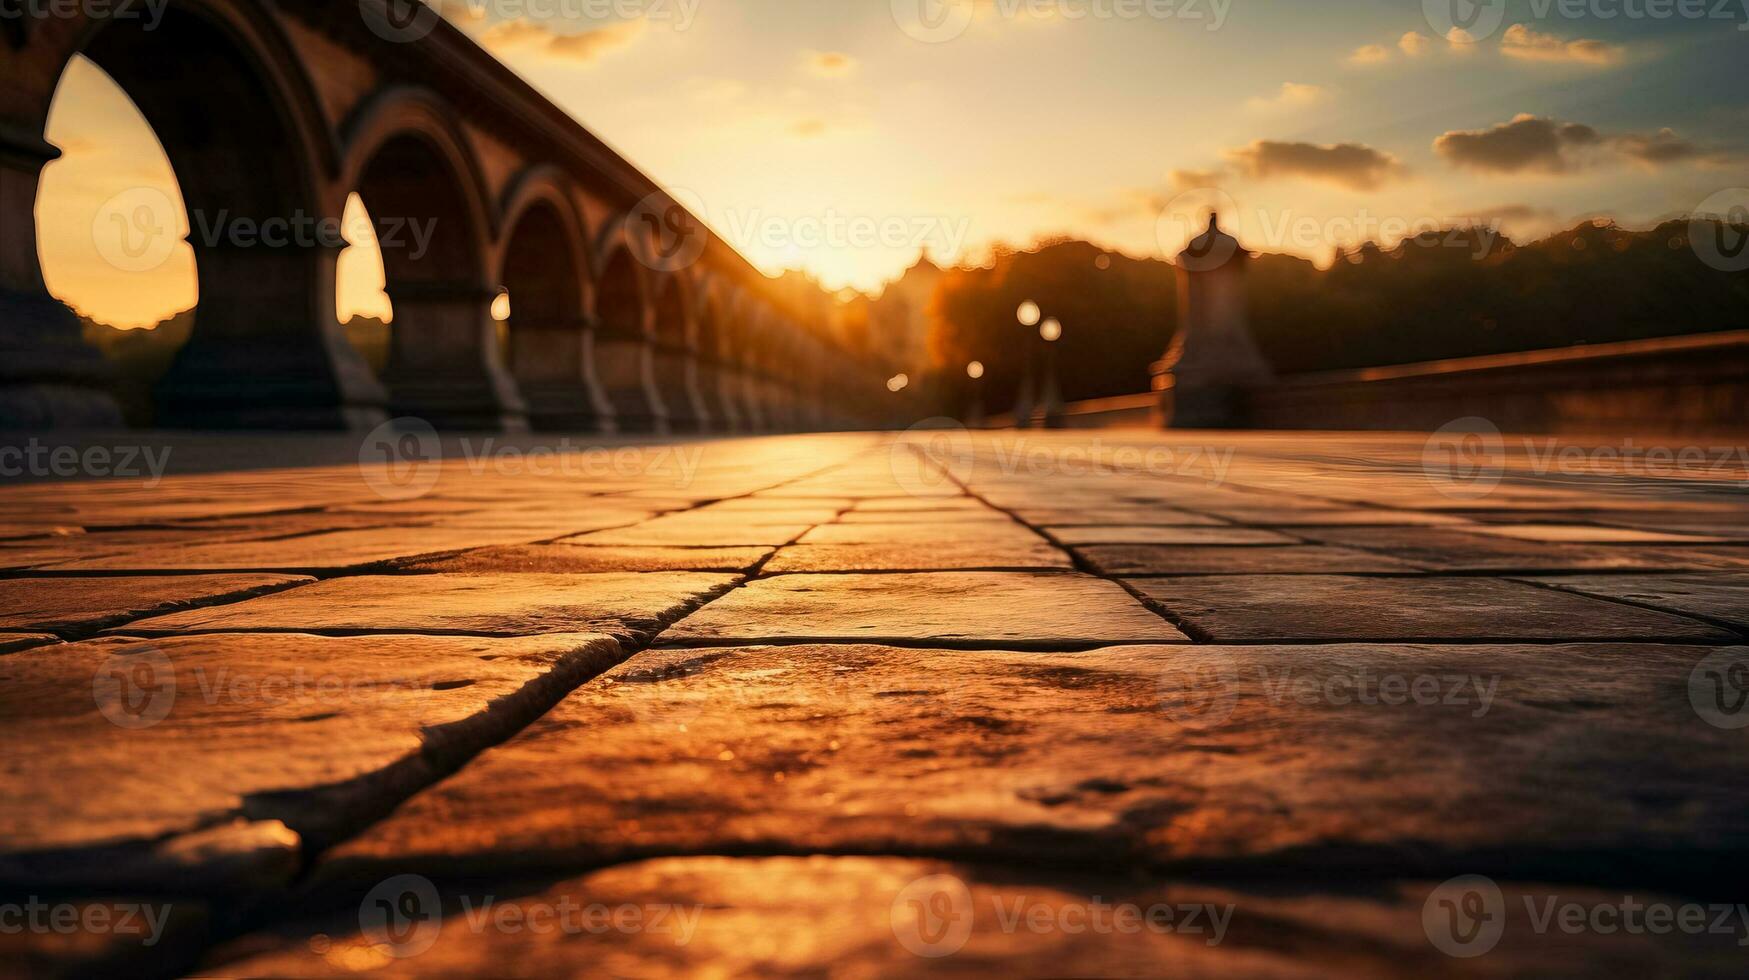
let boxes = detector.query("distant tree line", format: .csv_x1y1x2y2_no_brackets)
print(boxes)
924,218,1749,410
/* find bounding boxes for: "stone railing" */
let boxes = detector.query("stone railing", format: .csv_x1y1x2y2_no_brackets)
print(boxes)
999,330,1749,436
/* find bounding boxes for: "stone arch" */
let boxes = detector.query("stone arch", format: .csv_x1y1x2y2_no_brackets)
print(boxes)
590,230,665,431
343,87,522,428
22,0,372,427
650,271,708,432
495,167,607,431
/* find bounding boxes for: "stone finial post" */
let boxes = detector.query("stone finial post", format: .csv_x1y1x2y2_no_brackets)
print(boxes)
1153,215,1274,428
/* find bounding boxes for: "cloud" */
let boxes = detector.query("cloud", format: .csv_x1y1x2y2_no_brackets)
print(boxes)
1225,140,1405,191
1446,27,1481,49
1434,114,1601,174
803,50,857,78
1399,31,1432,57
1616,128,1704,166
791,118,829,138
1246,82,1330,112
1168,168,1228,191
479,17,647,63
1436,114,1719,174
1499,24,1625,66
1347,43,1391,66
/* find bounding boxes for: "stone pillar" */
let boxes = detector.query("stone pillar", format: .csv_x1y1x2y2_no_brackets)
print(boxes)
0,127,122,428
652,340,710,433
1154,216,1273,428
156,236,388,430
594,331,667,434
509,314,616,433
732,363,766,433
697,352,741,433
381,281,527,430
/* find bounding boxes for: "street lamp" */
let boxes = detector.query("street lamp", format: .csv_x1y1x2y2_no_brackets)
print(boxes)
965,360,986,426
1013,301,1039,428
1039,318,1065,428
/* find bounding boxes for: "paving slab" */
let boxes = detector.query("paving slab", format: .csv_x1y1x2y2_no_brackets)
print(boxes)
117,573,739,643
316,643,1745,893
1194,508,1473,527
764,539,1073,573
1295,527,1749,573
799,521,1045,547
574,519,814,547
1453,524,1734,544
662,573,1187,646
209,856,1744,978
1007,507,1228,526
37,526,607,573
0,632,623,893
1518,573,1749,632
1074,544,1428,575
399,544,773,574
1128,575,1735,642
1046,526,1300,546
0,574,312,636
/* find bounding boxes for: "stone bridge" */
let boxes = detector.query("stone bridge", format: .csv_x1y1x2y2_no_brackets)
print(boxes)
0,0,879,432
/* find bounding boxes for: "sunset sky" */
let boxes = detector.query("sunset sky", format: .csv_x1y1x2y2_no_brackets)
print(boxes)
35,0,1749,328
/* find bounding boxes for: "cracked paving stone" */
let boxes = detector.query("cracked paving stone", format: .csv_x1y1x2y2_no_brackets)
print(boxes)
764,539,1073,573
1518,573,1749,631
0,633,58,654
115,573,739,644
572,521,814,548
1046,527,1300,546
0,574,312,636
399,544,774,574
661,573,1186,646
1129,575,1736,642
1074,545,1428,576
1291,527,1749,573
1194,508,1473,527
312,643,1745,896
205,856,1742,978
0,632,623,893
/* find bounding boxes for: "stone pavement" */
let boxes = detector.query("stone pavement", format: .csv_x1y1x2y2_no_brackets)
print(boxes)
1,429,1747,978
